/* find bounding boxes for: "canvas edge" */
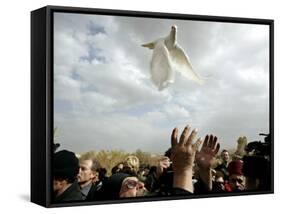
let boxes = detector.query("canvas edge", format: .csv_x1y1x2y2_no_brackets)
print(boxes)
30,5,274,208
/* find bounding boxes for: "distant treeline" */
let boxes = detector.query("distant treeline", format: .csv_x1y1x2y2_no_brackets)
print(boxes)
79,149,162,174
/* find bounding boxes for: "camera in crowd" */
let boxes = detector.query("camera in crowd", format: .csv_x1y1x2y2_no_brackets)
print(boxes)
244,133,271,156
242,133,271,190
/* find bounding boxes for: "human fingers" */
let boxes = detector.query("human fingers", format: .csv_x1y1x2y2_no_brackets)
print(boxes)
211,136,218,149
193,137,203,151
186,128,198,146
171,128,178,148
202,135,209,149
208,135,214,148
179,125,191,147
213,142,220,155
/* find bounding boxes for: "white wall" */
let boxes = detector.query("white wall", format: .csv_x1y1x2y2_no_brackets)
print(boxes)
0,0,279,212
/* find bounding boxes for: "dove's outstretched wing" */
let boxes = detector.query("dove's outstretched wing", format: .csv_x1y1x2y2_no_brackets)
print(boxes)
150,40,174,90
170,44,204,85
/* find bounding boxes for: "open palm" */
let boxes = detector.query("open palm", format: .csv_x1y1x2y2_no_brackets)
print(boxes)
171,126,203,173
196,135,220,169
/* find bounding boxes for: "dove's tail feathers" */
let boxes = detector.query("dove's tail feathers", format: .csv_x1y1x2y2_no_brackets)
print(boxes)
142,42,155,49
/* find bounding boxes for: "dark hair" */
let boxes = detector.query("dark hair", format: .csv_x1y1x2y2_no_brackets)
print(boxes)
111,162,124,174
97,167,107,180
54,176,76,184
121,165,138,176
96,173,131,200
111,165,119,174
164,148,172,158
149,166,157,174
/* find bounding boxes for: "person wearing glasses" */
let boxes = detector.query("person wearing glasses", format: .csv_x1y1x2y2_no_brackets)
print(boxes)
119,175,147,198
92,172,146,200
91,124,221,200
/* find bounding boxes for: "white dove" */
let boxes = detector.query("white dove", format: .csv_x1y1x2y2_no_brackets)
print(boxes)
142,25,203,90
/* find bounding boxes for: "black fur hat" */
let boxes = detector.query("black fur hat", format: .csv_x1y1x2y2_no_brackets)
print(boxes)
53,150,79,181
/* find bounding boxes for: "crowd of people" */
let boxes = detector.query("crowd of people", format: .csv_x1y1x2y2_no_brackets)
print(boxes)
52,124,271,203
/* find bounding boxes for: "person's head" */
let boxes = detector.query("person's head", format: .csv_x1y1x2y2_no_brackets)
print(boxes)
111,162,124,174
215,170,225,182
149,166,157,174
117,163,124,170
229,174,245,192
97,173,145,200
77,156,101,187
119,176,145,198
138,165,150,177
164,148,172,159
53,150,79,196
228,160,245,191
124,155,140,175
97,167,107,181
221,150,230,163
213,170,225,192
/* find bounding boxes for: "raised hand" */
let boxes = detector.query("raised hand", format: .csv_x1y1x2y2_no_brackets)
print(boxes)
171,125,203,173
156,156,171,178
195,135,220,169
171,125,203,193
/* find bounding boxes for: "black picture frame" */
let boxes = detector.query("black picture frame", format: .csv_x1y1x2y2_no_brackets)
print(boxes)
31,5,274,208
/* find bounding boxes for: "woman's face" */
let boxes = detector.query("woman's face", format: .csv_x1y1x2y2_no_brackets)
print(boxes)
119,177,146,198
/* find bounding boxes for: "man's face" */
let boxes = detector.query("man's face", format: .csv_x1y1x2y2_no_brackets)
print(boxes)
53,179,67,196
119,177,145,198
77,159,95,184
53,180,61,193
222,151,230,162
229,174,245,191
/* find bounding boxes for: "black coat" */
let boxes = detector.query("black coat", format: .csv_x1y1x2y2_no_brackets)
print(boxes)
54,181,83,202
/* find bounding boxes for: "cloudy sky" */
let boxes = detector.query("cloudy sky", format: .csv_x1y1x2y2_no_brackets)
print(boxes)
53,12,269,154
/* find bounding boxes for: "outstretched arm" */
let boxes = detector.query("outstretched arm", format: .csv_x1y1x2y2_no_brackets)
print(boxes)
171,125,203,193
195,135,220,191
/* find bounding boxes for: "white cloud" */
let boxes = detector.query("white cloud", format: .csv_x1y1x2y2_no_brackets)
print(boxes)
54,74,81,101
79,91,117,113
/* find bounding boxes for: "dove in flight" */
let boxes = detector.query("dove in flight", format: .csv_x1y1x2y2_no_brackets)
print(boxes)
142,25,204,90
